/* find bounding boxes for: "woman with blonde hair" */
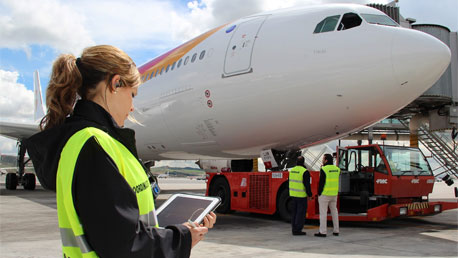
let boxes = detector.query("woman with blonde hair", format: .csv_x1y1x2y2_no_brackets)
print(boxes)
26,45,215,258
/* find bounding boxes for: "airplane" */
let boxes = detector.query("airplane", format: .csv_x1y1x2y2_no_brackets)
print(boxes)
0,4,452,189
130,4,451,169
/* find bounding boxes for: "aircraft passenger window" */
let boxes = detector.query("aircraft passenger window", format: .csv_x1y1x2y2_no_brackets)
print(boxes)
314,15,340,33
338,13,362,31
199,50,205,60
184,56,189,65
191,53,197,63
171,61,176,70
177,59,182,68
166,64,170,73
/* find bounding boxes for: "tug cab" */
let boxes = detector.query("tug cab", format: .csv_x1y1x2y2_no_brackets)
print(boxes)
337,145,435,215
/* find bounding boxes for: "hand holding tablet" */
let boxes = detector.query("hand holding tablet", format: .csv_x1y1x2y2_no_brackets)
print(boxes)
156,194,219,248
156,193,220,227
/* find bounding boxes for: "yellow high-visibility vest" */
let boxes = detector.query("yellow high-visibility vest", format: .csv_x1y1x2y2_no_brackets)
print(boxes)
56,127,157,258
321,165,340,196
289,166,308,198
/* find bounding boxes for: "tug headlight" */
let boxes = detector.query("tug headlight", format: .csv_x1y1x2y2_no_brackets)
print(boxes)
434,204,441,213
399,207,408,216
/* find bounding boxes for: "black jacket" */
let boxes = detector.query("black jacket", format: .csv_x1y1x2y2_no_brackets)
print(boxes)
26,100,191,258
302,169,313,197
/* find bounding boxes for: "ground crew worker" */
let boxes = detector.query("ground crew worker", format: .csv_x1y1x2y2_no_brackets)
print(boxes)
315,153,340,237
26,45,216,258
289,156,313,235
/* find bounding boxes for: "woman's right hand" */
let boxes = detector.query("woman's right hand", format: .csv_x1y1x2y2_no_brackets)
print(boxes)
185,222,209,248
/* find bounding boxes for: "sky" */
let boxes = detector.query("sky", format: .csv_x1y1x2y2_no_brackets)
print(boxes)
0,0,457,167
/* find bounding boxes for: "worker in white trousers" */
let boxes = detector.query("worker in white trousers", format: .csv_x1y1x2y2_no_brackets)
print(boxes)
315,153,340,237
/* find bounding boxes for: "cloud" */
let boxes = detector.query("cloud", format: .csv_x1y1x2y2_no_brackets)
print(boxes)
0,0,94,57
0,0,216,57
0,70,34,122
0,0,390,59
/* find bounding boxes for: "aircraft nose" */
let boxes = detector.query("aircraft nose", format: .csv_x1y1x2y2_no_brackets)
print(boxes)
391,28,451,92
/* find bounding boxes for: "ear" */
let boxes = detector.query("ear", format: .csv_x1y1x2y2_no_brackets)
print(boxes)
110,74,121,92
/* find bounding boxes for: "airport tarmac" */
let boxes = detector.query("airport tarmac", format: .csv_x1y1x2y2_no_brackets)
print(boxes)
1,177,457,258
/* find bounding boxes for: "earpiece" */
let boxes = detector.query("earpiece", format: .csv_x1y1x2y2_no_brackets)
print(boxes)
115,81,121,88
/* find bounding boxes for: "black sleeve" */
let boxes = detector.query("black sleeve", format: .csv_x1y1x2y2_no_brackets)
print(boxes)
317,169,326,196
302,171,313,197
73,137,191,258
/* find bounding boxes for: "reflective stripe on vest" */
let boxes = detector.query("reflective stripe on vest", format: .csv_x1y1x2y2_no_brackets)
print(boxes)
322,165,340,196
56,127,157,258
289,166,307,197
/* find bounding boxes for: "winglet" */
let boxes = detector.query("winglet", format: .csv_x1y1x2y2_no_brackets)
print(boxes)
33,70,45,122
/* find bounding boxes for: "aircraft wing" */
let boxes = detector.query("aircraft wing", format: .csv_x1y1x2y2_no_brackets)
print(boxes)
0,121,40,141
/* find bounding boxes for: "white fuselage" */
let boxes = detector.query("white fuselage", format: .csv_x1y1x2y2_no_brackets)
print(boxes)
129,4,451,160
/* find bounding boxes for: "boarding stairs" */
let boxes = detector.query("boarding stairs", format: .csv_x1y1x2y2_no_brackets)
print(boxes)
417,125,458,179
399,119,458,179
302,144,334,171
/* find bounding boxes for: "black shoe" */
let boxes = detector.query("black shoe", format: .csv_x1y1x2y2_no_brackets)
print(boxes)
333,233,339,236
314,232,326,237
292,231,306,236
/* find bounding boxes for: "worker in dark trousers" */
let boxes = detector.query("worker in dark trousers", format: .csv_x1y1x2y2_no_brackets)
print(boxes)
315,153,341,237
289,156,313,235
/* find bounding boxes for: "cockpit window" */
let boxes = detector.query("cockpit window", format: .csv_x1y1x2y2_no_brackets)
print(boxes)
361,13,399,27
337,12,362,31
314,15,340,33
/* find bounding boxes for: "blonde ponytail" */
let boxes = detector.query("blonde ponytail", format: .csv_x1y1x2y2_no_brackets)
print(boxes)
40,45,141,131
40,54,81,130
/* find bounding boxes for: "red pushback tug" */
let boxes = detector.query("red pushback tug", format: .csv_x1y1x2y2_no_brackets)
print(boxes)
205,144,458,222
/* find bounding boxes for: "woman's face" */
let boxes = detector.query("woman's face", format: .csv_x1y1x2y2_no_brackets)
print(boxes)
109,82,138,127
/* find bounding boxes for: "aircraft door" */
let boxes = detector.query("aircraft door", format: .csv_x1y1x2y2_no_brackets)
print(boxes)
223,16,268,77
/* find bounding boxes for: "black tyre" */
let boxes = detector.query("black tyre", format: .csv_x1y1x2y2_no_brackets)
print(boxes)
23,173,36,190
210,177,231,213
277,187,292,222
5,173,18,190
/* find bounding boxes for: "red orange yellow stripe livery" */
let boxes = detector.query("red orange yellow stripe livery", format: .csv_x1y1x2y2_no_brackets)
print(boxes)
138,23,227,82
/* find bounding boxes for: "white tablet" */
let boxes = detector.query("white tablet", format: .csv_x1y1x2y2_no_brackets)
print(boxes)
156,193,221,227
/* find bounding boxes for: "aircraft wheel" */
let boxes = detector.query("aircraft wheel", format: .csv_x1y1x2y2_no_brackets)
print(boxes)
23,173,36,190
210,177,231,213
5,173,18,190
277,187,292,222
